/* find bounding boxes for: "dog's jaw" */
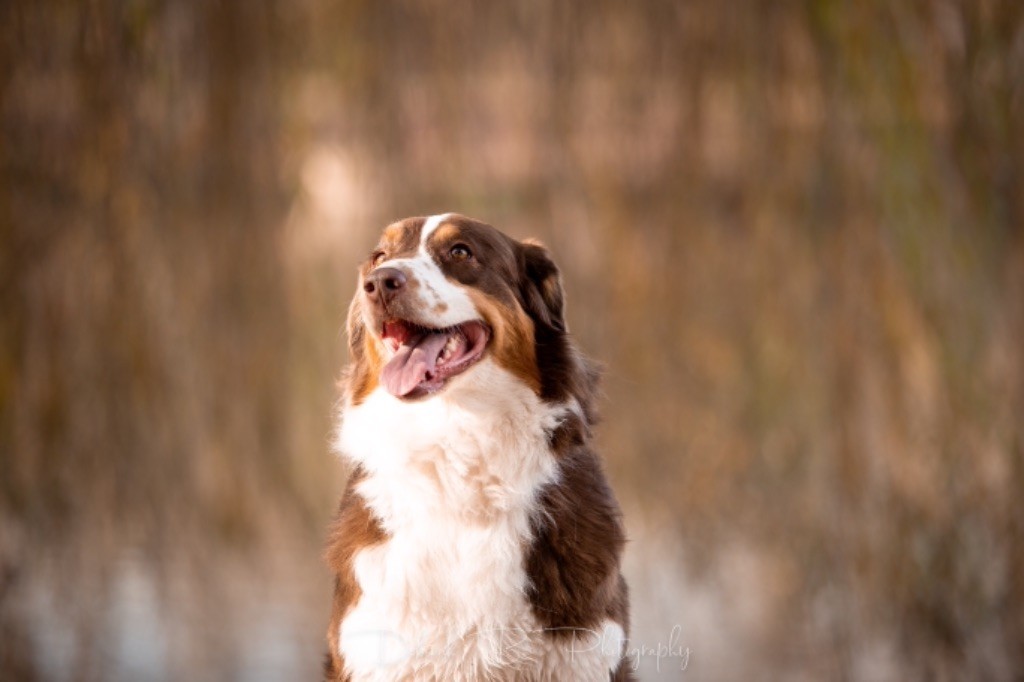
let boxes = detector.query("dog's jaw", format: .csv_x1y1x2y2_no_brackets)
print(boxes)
376,318,491,399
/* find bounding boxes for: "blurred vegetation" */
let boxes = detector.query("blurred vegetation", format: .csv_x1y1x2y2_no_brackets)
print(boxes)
1,0,1022,680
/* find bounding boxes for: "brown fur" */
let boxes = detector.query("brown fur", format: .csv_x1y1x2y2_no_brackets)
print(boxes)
514,228,633,680
524,446,629,631
323,467,388,681
342,297,383,406
466,288,541,393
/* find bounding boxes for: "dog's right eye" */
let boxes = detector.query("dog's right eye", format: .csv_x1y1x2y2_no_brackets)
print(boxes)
371,251,387,266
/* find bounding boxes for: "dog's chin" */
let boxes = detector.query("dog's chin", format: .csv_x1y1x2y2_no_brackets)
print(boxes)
374,318,491,400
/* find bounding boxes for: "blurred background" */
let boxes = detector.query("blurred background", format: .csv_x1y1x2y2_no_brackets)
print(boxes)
2,0,1023,680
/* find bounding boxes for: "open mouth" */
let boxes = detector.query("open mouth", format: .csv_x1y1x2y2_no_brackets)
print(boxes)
379,319,491,398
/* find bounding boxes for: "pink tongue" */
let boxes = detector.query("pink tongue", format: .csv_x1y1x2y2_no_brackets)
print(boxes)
381,332,451,397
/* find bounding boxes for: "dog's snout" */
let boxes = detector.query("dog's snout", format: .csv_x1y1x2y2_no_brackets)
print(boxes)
363,267,408,305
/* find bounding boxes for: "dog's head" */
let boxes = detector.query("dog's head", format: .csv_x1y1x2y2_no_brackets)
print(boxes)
344,213,584,406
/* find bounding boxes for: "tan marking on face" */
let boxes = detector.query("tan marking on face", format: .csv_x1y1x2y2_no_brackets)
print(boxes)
467,290,541,394
376,218,426,261
348,334,384,406
382,223,406,243
429,222,461,247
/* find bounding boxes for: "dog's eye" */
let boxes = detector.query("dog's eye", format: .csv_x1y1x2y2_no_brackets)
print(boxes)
371,251,387,266
449,244,472,261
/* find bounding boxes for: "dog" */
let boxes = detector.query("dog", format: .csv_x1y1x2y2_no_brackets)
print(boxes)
324,214,632,681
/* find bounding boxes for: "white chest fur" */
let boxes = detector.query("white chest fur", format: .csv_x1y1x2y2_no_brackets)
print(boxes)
334,361,620,680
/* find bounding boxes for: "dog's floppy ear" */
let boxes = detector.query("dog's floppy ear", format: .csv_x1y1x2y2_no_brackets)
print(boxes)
342,280,382,405
345,292,367,361
519,239,566,333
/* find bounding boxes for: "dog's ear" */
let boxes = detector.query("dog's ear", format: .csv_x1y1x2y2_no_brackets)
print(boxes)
345,292,367,361
519,239,566,333
342,280,382,405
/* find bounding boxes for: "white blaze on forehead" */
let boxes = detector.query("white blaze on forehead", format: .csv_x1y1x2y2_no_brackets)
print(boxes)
371,213,477,328
419,212,453,254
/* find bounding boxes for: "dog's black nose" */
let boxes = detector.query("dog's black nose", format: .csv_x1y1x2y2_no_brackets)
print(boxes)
363,267,407,305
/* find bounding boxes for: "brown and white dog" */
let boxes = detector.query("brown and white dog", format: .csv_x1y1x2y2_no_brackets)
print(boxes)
324,214,632,681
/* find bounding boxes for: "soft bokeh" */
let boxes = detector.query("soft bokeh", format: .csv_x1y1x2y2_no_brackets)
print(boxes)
2,1,1022,680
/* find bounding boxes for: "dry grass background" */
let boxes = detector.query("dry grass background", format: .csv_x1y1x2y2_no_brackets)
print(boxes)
2,1,1023,680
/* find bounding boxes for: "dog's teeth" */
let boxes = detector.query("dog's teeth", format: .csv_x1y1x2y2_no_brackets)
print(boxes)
438,335,458,364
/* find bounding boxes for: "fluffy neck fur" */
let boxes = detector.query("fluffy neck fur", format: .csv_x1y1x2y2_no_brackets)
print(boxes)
333,360,578,678
336,358,568,524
